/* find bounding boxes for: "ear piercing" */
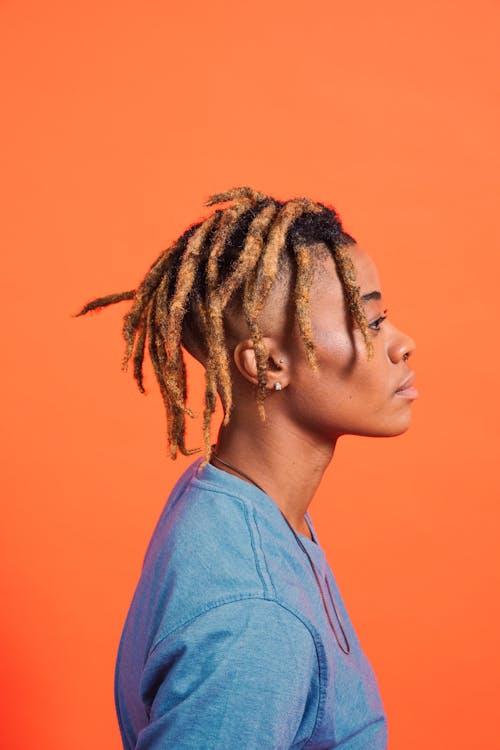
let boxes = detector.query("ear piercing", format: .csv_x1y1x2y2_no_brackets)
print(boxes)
274,358,284,389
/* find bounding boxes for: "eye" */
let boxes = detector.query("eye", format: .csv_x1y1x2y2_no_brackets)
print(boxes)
368,308,388,332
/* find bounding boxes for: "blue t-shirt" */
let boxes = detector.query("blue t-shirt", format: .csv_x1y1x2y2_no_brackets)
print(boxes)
115,456,388,749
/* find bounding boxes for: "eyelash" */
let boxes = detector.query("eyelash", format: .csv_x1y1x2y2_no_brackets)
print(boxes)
368,308,388,332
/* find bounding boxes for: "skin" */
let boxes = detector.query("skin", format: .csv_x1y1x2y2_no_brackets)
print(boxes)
206,242,416,540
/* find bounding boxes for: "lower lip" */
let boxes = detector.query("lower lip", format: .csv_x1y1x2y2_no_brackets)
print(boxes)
394,386,419,399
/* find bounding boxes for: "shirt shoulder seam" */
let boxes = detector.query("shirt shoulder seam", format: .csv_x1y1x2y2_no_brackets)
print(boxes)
147,595,325,741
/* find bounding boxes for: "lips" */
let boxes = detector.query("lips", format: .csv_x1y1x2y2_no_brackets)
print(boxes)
395,371,415,393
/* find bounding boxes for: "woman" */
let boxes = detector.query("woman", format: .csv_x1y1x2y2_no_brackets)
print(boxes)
75,186,417,749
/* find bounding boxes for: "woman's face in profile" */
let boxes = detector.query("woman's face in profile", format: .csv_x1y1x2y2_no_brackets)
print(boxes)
285,243,417,441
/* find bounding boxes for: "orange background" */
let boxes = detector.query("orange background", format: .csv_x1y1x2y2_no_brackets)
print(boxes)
2,1,499,748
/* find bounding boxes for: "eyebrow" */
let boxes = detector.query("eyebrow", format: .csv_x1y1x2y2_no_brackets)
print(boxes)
360,291,381,303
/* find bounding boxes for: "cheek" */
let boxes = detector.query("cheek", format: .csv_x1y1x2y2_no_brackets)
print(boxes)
312,322,372,384
287,336,359,422
309,335,385,416
310,316,356,366
288,313,381,411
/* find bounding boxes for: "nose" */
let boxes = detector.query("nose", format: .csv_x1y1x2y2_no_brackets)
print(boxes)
388,326,416,364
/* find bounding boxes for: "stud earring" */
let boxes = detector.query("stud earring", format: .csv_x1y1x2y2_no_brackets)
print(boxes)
274,382,282,391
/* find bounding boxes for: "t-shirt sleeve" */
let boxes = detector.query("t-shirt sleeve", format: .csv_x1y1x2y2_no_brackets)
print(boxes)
136,598,320,750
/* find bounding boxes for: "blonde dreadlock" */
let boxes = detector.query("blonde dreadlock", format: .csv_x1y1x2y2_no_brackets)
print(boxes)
73,186,374,466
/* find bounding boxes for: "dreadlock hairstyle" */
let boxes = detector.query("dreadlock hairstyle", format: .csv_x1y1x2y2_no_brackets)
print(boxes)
73,186,374,467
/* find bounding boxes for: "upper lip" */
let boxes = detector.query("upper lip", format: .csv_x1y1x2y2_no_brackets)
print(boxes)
395,371,415,392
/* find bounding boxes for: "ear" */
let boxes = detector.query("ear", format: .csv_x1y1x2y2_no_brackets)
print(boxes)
233,338,290,390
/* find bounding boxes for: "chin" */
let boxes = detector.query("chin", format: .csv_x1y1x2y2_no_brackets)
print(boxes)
347,414,413,439
375,415,413,438
377,425,411,438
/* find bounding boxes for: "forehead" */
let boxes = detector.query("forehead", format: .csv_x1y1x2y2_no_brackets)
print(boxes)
346,244,381,291
224,242,381,344
313,243,382,298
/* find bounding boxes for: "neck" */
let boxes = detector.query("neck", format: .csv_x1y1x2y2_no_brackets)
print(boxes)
210,410,337,537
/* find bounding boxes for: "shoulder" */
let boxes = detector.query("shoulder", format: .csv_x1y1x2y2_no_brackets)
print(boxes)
141,598,322,749
146,461,264,578
136,463,276,638
135,459,326,659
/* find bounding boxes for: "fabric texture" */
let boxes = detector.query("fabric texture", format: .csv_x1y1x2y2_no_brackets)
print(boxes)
114,456,388,749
